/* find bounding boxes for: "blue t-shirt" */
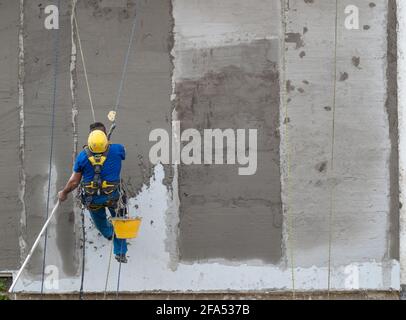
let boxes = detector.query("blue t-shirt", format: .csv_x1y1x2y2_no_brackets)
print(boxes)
74,144,125,183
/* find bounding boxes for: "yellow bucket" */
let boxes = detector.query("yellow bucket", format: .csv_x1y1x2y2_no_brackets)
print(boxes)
112,217,142,239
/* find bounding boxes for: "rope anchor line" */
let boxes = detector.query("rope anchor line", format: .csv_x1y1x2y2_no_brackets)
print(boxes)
281,0,339,298
72,0,138,129
40,0,62,297
327,0,339,297
281,0,296,299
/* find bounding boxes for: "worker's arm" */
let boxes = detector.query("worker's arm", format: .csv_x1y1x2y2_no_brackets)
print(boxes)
58,172,82,202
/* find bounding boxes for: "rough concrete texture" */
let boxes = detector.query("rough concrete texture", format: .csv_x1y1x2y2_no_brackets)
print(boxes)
0,0,20,270
387,0,399,261
0,0,401,293
174,0,282,264
283,0,397,268
175,41,282,263
398,0,406,286
22,0,78,276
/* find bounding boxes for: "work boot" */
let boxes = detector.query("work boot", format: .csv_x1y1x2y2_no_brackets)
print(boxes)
115,253,127,263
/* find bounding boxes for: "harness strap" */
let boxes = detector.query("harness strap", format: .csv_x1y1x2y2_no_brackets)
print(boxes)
83,145,112,196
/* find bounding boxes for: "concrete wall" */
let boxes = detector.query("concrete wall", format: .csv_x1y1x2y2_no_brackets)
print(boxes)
0,0,20,270
174,0,283,263
284,0,398,270
1,0,401,293
22,0,79,277
398,0,406,291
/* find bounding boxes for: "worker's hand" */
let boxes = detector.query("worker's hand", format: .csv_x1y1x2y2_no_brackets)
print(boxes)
58,190,68,202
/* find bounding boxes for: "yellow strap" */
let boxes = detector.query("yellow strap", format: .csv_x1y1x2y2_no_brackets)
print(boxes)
88,204,104,211
102,181,116,188
88,155,107,166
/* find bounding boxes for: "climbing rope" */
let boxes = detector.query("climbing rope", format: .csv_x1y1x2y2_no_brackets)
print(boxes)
103,234,114,299
281,0,296,298
40,0,61,297
113,8,138,118
107,7,138,139
72,0,137,128
281,0,340,298
116,182,130,300
79,207,86,300
327,0,340,297
72,0,96,123
103,182,129,300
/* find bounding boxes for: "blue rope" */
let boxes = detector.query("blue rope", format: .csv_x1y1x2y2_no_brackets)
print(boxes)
79,208,86,300
40,0,61,296
113,10,138,299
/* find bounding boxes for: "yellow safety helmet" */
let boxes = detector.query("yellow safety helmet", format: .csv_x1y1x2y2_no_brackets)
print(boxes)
88,130,108,153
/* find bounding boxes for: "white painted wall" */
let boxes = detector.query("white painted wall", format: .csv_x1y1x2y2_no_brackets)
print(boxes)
13,164,399,293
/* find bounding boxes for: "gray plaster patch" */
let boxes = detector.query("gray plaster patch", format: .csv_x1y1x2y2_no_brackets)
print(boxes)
352,56,361,68
283,0,393,268
176,40,282,263
0,0,20,270
386,0,399,260
339,72,349,81
285,33,304,49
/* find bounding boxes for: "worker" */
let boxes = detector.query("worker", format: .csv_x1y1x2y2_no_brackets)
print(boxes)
58,122,128,263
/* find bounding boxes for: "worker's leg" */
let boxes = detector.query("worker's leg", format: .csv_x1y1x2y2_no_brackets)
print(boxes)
107,207,128,255
89,206,114,240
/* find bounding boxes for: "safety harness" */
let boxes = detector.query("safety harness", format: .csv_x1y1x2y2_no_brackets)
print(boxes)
80,145,120,210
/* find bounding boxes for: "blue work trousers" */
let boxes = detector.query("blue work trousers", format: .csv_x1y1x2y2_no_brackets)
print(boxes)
88,193,127,255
